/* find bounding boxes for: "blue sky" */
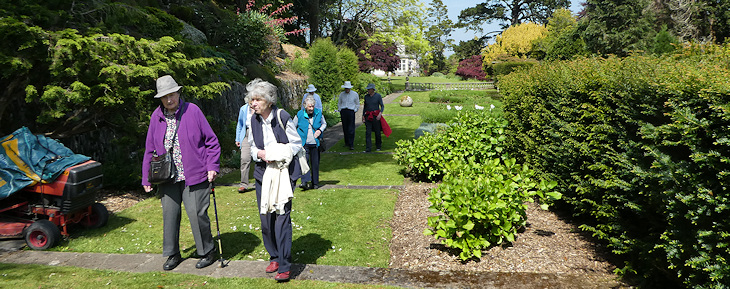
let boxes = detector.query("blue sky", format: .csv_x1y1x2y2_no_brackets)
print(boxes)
439,0,585,55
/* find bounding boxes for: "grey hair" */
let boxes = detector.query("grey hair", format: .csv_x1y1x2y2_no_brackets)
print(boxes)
246,78,277,104
303,95,316,106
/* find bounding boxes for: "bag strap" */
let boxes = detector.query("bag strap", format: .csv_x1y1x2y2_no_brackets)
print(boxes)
276,108,283,128
167,106,183,154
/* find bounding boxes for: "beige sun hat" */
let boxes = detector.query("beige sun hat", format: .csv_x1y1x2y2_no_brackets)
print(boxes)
306,84,317,92
154,75,183,98
341,81,353,89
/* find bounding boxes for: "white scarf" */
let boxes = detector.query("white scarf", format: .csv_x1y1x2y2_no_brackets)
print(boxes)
260,143,294,215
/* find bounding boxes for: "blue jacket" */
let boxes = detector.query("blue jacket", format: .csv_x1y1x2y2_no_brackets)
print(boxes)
235,104,250,143
296,108,323,147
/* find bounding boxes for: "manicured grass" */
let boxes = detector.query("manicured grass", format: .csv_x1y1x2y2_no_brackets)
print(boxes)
384,76,482,91
0,263,401,289
54,186,395,268
388,90,503,123
326,115,422,153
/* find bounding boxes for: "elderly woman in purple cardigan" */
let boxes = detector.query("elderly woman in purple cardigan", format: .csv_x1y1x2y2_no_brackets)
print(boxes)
141,75,221,271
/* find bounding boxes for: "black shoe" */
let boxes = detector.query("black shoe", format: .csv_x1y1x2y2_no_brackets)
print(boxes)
163,253,182,271
196,251,216,269
299,182,309,190
349,147,354,150
312,184,320,189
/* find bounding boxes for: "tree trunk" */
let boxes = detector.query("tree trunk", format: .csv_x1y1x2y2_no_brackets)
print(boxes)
309,0,320,43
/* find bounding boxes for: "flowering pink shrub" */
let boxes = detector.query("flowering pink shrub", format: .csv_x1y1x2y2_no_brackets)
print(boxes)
455,55,487,81
239,0,308,37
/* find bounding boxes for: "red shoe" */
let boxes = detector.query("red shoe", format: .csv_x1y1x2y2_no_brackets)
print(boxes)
274,271,290,281
265,261,279,273
238,186,246,193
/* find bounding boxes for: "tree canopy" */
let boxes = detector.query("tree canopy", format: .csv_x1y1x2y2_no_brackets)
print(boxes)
457,0,570,34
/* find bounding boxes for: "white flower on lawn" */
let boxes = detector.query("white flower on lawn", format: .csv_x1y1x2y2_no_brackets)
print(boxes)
455,105,463,110
447,105,451,110
475,104,484,110
307,216,311,220
490,104,495,111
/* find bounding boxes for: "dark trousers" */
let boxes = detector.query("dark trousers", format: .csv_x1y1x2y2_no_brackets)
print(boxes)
301,144,320,185
340,109,355,148
255,179,295,273
365,118,382,151
159,181,215,257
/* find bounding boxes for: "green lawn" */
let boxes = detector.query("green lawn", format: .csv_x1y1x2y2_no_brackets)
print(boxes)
384,76,483,91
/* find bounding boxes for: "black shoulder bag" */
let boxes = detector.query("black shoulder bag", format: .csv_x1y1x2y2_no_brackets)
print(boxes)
149,112,181,184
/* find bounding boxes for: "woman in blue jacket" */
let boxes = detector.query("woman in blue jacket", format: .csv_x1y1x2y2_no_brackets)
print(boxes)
235,96,254,193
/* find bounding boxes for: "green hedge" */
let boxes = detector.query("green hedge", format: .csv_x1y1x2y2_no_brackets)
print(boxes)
498,44,730,288
492,61,538,77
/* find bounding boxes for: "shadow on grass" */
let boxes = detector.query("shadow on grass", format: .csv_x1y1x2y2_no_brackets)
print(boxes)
292,233,331,264
181,231,261,259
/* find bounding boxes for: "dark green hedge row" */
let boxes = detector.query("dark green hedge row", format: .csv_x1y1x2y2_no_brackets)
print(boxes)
491,61,538,77
498,44,730,288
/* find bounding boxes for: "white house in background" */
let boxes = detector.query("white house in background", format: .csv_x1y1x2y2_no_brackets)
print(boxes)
371,43,421,77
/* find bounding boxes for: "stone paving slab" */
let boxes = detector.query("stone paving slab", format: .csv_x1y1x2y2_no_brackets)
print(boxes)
0,250,621,288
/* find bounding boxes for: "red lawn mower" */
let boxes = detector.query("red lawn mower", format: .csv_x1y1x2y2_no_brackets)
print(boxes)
0,159,108,250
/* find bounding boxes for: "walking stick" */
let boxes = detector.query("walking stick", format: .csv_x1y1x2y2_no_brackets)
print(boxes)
211,183,226,268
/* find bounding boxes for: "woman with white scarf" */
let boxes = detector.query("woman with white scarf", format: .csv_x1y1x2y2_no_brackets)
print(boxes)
246,78,302,282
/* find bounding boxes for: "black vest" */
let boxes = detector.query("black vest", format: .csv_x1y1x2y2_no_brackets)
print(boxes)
250,107,302,182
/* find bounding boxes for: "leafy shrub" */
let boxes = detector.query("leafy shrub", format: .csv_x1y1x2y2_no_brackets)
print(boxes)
289,55,309,75
308,38,341,102
455,55,487,80
431,72,445,78
425,158,560,260
492,61,537,77
394,110,507,182
499,44,730,288
357,40,400,72
337,47,361,91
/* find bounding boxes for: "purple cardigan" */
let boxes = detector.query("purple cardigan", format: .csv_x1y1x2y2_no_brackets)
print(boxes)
141,101,220,186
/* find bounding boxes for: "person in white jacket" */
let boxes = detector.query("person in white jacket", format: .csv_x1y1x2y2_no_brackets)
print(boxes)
246,78,302,282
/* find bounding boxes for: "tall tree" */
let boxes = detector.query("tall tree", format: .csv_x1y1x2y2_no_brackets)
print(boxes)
577,0,655,56
457,0,570,34
425,0,453,74
453,37,489,61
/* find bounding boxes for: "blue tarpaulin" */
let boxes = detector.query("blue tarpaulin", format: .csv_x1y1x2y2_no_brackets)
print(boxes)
0,127,90,199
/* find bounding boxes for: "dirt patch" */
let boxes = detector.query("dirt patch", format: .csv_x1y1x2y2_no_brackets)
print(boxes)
389,181,630,286
96,189,147,214
281,43,308,60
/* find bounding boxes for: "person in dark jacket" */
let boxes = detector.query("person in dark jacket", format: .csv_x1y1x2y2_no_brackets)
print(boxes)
142,75,220,271
246,78,302,282
362,83,384,152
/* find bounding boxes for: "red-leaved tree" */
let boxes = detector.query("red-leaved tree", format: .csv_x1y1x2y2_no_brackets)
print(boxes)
357,41,400,72
456,55,487,80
